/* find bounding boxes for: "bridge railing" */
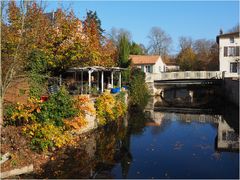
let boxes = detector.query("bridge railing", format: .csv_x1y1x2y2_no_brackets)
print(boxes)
145,71,222,82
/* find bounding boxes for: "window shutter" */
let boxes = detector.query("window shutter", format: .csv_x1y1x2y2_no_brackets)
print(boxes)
236,46,240,56
224,47,228,57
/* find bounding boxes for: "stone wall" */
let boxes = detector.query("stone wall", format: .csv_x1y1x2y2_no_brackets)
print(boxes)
223,78,239,106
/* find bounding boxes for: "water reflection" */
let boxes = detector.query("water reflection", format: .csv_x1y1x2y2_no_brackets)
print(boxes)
31,95,239,179
217,117,239,151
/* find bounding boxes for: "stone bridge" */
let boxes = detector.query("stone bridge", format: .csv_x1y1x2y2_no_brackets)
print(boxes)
146,71,223,83
145,71,226,95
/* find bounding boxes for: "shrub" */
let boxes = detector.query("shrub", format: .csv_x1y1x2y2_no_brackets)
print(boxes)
36,86,77,126
64,95,95,130
114,92,127,119
27,50,49,98
4,98,41,126
129,68,150,108
95,91,127,126
23,123,73,152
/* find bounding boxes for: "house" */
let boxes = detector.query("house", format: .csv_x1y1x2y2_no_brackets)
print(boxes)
130,55,179,74
216,31,240,76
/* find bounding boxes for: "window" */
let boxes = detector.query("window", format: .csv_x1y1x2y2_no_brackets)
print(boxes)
230,37,234,43
159,66,161,72
230,62,237,73
224,46,240,57
145,65,151,73
228,47,235,56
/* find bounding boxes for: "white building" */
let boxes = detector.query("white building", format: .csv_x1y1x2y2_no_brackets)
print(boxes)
217,32,240,76
130,55,179,74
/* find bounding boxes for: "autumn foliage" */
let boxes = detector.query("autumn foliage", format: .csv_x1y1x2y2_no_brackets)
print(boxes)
1,1,117,95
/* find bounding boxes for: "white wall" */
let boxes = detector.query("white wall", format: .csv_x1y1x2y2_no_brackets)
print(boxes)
153,56,166,73
166,65,180,71
219,37,240,73
133,56,166,74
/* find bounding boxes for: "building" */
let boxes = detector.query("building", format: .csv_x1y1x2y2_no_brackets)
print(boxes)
130,55,179,74
217,31,240,76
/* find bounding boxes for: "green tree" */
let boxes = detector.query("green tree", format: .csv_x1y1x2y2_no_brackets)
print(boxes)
129,68,150,108
118,34,130,68
130,42,144,55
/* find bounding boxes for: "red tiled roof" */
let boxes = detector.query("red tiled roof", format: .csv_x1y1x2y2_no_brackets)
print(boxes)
130,55,160,65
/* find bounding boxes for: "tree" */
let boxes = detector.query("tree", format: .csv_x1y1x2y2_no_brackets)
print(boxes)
206,43,219,70
176,47,197,71
1,0,29,126
1,2,118,125
85,10,104,36
118,33,130,67
109,27,131,46
147,26,172,56
193,39,215,70
179,36,193,51
130,42,145,55
228,24,239,33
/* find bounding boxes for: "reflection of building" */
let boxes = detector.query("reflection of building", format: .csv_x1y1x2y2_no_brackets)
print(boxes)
217,117,239,151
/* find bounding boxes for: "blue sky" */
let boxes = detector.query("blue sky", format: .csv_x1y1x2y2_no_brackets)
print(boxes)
45,1,239,54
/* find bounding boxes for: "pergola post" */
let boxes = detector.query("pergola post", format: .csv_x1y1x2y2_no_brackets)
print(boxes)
74,71,77,81
81,70,83,94
111,71,114,88
101,71,104,93
88,70,92,94
119,71,121,88
97,71,99,91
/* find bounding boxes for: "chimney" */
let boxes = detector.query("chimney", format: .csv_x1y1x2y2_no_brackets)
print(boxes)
219,29,223,35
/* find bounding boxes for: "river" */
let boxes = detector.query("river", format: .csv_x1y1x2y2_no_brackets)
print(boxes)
34,88,239,179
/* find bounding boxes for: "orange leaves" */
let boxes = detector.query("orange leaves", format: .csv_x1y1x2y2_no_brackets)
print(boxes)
64,116,87,130
64,95,95,130
74,95,96,116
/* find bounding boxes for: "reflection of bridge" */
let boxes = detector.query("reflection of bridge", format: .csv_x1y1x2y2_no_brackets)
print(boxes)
144,96,220,124
144,97,239,152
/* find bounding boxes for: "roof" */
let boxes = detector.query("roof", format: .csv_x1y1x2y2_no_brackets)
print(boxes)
67,66,126,72
216,31,239,43
130,55,160,65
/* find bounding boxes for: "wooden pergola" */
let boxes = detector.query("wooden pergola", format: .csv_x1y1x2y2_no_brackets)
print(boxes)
65,66,126,94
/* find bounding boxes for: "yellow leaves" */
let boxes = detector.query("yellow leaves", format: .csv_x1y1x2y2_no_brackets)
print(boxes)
23,123,74,151
95,91,127,126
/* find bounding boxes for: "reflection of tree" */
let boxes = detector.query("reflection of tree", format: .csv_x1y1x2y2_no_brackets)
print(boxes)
34,107,149,179
128,107,148,135
116,130,132,178
35,138,96,179
95,121,133,178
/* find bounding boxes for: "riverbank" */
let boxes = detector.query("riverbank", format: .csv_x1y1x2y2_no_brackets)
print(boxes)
0,125,100,178
1,92,128,178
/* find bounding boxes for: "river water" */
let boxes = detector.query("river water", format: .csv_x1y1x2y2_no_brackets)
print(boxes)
35,88,239,179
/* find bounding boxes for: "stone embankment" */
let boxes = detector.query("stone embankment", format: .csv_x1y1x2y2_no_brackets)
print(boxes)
223,78,239,106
